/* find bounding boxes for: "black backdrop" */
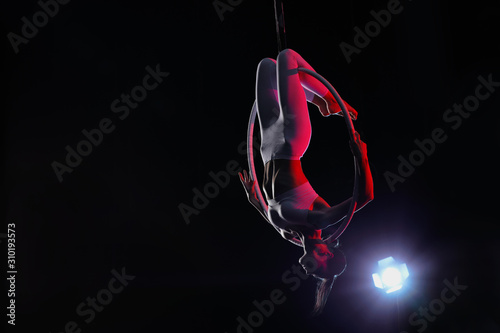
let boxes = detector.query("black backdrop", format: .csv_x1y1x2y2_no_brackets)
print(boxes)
2,1,500,332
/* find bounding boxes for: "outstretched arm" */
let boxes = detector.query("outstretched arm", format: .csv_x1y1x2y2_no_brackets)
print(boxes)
239,170,270,222
239,170,304,246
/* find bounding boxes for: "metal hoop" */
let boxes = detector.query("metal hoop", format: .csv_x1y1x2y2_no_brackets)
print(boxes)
246,68,360,245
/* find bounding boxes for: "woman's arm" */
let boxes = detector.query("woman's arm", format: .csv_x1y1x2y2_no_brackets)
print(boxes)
239,170,305,246
351,132,374,206
239,170,272,222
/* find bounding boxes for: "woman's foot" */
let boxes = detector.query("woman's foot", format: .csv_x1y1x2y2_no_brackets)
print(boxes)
311,94,331,117
324,92,358,120
311,93,357,119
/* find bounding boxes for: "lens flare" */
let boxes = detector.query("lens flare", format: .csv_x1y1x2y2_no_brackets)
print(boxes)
372,257,409,293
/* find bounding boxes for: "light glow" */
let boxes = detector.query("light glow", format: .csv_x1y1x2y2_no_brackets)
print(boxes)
372,256,409,294
382,267,402,287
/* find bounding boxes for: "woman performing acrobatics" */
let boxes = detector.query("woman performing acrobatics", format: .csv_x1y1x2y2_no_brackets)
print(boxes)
239,48,374,315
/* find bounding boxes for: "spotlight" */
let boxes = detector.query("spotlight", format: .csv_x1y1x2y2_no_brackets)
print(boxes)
372,256,409,293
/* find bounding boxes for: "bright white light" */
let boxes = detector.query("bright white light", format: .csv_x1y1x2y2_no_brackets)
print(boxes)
381,267,402,287
385,285,403,293
372,273,383,288
372,256,409,294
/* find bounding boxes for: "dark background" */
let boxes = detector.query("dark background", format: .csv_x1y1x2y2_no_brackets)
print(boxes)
2,0,499,332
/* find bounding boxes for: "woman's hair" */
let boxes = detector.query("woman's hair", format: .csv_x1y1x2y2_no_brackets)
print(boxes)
312,276,336,316
310,246,345,316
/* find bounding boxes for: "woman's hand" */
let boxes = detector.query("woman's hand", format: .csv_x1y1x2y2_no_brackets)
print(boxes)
349,132,374,203
238,169,261,207
349,131,368,162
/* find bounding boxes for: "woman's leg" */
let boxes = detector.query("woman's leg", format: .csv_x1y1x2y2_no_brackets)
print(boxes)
255,58,280,131
277,48,329,158
255,57,286,167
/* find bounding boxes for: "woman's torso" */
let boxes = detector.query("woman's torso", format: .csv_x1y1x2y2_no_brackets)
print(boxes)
262,159,308,201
